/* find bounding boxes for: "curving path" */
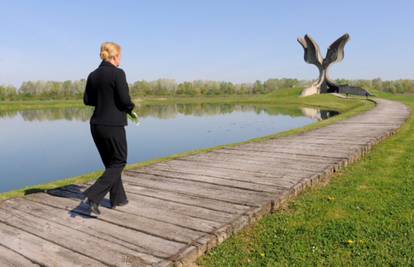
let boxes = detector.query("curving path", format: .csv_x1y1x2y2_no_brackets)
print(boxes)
0,98,410,266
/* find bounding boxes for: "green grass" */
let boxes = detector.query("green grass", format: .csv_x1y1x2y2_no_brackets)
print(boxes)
0,88,355,110
0,99,87,111
197,91,414,266
0,89,373,201
0,93,291,111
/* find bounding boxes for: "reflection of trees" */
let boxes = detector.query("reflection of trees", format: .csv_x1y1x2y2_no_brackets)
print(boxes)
0,110,19,118
175,103,253,117
120,103,309,119
19,108,92,121
0,103,338,121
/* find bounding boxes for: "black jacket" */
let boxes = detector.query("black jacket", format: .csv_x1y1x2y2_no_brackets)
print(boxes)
83,60,135,126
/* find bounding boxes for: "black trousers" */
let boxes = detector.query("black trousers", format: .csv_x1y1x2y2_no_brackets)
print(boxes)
83,124,128,205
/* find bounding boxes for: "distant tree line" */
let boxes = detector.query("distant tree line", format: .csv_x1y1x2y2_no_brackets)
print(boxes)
0,78,301,100
129,78,301,96
0,80,87,101
0,85,18,101
1,78,413,101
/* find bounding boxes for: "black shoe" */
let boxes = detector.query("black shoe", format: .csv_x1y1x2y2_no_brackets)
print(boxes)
111,199,128,209
86,198,101,215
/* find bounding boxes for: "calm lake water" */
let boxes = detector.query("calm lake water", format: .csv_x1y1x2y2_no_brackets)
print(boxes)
0,103,338,193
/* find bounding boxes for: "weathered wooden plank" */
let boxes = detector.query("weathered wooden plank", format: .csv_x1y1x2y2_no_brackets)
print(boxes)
70,183,251,215
336,124,400,128
290,135,376,142
123,168,288,193
0,244,40,267
126,168,300,189
236,142,362,155
25,191,206,245
297,127,392,136
229,145,353,158
145,161,316,181
0,204,161,266
134,164,306,188
300,123,392,130
336,121,403,126
150,158,283,175
0,221,104,266
218,147,342,164
61,184,234,227
294,134,382,142
258,144,363,155
265,139,366,149
5,196,185,259
268,140,366,148
269,137,365,146
122,171,274,207
170,157,327,176
175,153,333,172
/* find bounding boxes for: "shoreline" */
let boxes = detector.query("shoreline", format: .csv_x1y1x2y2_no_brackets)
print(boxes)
0,93,374,201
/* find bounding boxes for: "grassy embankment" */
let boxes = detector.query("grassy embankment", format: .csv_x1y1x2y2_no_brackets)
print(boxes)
0,88,374,202
197,90,414,266
0,99,85,111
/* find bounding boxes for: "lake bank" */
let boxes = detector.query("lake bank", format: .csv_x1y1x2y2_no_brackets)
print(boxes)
1,102,334,193
0,90,374,200
1,88,364,111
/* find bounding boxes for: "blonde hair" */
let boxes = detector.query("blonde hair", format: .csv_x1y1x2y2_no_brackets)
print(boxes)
100,42,121,61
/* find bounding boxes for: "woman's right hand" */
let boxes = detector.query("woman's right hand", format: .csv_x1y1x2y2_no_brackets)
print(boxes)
127,111,140,125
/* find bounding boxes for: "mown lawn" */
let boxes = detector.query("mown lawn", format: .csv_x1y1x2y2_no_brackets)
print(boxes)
197,92,414,266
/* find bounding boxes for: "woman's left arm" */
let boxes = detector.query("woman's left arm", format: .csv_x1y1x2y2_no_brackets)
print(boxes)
114,69,135,114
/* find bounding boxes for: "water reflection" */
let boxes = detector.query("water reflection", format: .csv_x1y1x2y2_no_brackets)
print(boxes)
301,107,340,121
0,103,338,193
0,103,338,121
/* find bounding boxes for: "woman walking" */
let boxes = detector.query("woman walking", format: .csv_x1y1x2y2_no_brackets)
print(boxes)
82,42,136,215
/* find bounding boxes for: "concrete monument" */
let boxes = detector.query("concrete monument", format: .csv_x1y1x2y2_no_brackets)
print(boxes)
298,33,373,97
297,33,350,96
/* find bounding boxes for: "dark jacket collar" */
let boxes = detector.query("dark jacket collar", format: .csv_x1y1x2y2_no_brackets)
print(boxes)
99,60,117,68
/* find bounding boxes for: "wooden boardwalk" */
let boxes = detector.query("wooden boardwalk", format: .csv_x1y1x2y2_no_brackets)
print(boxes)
0,98,410,267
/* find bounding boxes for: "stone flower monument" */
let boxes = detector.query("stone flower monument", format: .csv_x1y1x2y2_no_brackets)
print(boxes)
297,33,350,96
298,33,372,97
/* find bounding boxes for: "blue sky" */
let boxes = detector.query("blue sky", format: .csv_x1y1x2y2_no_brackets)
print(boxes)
1,0,413,87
